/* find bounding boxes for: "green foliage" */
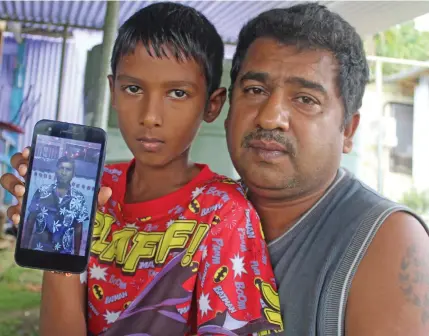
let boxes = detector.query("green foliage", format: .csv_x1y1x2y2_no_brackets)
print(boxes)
400,188,429,215
370,21,429,77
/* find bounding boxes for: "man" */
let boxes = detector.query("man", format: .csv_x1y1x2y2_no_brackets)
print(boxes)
23,156,89,255
225,3,429,336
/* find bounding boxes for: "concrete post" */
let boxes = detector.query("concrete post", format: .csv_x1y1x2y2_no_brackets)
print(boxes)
375,60,384,193
412,76,429,192
55,26,68,121
92,0,120,130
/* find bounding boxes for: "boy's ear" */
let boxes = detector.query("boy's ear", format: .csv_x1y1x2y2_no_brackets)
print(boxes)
204,87,227,123
108,75,116,107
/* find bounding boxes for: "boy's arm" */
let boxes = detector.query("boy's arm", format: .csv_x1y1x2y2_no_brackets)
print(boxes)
194,198,283,335
39,272,87,336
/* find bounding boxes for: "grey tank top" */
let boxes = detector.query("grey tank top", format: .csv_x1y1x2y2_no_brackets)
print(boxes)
268,168,428,336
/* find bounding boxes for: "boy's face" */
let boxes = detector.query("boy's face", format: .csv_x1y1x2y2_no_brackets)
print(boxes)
109,43,226,168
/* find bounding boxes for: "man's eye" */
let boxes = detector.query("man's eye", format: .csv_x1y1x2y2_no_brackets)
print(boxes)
296,96,316,105
243,87,265,95
168,90,188,99
124,85,142,94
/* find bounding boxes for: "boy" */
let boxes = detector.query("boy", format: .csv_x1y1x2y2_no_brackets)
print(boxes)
3,2,283,335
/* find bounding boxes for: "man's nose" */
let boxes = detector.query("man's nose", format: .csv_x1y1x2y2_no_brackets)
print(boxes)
255,90,290,131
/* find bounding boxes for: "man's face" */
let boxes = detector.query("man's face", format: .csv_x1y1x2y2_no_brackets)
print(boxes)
109,43,225,168
56,162,74,185
226,38,359,199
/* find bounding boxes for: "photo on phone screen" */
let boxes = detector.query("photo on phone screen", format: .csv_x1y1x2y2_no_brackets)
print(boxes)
20,134,101,257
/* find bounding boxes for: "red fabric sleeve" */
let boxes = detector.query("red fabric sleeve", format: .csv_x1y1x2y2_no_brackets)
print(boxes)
194,197,284,335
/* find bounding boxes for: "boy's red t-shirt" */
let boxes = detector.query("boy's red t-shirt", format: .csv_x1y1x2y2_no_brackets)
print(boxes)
82,161,283,335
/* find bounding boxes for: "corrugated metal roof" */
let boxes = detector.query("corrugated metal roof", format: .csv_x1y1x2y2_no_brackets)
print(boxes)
0,1,329,43
1,1,429,41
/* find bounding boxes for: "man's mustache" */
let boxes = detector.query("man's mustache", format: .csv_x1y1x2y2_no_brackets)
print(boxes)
242,129,297,157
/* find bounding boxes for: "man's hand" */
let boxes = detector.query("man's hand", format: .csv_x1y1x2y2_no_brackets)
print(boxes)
346,212,429,336
0,147,112,225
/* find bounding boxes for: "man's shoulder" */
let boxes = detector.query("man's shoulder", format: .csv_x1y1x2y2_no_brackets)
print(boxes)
70,187,86,199
35,183,55,198
199,173,249,206
326,168,397,212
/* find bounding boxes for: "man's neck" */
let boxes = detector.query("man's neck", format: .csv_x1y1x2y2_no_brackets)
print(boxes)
248,172,338,242
55,183,70,198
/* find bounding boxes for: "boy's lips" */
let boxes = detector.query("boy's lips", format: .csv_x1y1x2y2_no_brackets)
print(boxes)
136,136,165,152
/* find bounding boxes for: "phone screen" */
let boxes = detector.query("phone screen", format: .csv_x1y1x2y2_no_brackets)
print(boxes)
20,134,101,256
15,119,106,273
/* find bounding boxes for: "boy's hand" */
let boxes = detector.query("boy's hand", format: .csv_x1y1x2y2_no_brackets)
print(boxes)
0,147,112,226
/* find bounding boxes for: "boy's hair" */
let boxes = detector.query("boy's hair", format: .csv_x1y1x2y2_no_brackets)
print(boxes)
111,2,224,95
230,3,369,125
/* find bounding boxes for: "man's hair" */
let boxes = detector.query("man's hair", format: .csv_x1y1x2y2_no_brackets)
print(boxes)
111,2,224,95
57,156,75,170
230,3,370,124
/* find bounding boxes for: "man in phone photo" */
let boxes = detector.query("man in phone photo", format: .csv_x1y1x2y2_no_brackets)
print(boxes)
22,155,89,255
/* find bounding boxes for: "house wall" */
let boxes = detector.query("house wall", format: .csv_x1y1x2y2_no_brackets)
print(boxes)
358,82,414,201
1,34,88,150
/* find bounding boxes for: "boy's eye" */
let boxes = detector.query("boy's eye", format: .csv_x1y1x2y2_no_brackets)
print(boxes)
168,90,188,99
124,85,142,95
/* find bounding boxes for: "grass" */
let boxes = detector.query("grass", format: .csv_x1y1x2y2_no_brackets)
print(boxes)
0,248,42,336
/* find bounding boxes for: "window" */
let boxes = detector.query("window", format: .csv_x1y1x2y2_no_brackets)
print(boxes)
389,103,413,175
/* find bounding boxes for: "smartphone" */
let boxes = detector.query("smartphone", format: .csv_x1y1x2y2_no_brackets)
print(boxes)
15,119,107,274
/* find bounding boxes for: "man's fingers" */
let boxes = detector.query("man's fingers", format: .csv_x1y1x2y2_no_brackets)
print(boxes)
0,173,25,195
98,187,112,207
7,205,21,225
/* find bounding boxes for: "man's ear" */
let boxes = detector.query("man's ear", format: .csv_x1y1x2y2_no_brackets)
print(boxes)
108,75,116,108
203,88,227,123
343,112,360,154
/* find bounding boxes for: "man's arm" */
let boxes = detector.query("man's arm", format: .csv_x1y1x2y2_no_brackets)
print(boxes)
74,223,82,255
22,190,40,247
346,212,429,336
74,195,89,255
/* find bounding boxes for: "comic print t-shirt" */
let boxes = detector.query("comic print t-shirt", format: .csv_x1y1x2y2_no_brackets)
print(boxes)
82,161,283,335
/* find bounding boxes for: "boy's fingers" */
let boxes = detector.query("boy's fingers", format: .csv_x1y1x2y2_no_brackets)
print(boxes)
10,152,28,171
7,206,21,225
0,173,24,195
22,147,30,159
98,187,112,207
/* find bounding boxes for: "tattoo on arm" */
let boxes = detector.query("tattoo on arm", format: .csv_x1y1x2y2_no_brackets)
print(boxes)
399,244,429,324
